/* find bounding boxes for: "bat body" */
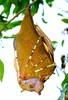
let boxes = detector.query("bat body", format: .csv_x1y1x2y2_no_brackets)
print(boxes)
14,8,56,94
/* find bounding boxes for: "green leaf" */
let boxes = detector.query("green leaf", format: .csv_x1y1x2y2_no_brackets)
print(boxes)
1,0,11,17
39,0,43,4
0,24,5,31
0,21,22,32
32,0,43,15
42,10,44,16
42,18,48,23
59,83,68,100
0,0,5,5
46,0,54,7
3,34,15,39
9,0,18,5
65,84,68,93
13,6,19,14
62,74,68,87
0,33,2,38
58,13,63,17
0,60,4,81
5,20,22,31
59,92,65,100
62,18,68,24
31,4,39,15
0,15,7,22
13,0,29,14
52,41,58,44
61,40,64,46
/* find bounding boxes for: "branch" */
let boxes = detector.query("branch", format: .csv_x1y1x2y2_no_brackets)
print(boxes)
0,0,37,33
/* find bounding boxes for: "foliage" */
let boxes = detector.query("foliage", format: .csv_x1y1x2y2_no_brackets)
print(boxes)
0,0,67,34
46,0,54,7
61,40,64,47
52,41,58,44
61,73,68,87
62,18,68,24
3,34,15,39
59,74,68,100
0,60,4,81
0,33,2,38
0,0,55,33
42,18,48,23
57,13,63,17
5,20,22,31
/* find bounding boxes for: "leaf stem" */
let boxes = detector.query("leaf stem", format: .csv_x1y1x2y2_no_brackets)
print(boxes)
0,0,37,33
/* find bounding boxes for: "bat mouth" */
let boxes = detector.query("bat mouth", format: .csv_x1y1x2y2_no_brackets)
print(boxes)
18,78,44,94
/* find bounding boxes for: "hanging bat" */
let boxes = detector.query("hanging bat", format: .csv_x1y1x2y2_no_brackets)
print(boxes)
13,7,56,94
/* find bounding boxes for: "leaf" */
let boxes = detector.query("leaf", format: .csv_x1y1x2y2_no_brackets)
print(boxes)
13,0,29,14
62,18,68,24
14,8,56,94
9,0,18,5
1,0,11,17
0,24,5,30
42,10,44,16
31,0,43,15
0,0,5,5
46,0,54,7
0,21,22,32
5,20,22,31
13,6,20,14
3,34,15,39
61,40,64,46
42,18,48,23
0,15,7,22
58,13,63,17
61,74,68,87
59,92,65,100
0,33,2,38
20,0,29,14
59,83,68,100
64,84,68,93
0,60,4,81
52,41,58,44
21,0,29,7
31,2,39,15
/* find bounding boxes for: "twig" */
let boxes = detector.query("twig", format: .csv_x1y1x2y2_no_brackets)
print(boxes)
56,66,66,75
56,86,62,92
0,0,37,33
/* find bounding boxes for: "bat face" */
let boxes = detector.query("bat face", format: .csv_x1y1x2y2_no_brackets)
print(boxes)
14,8,56,94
